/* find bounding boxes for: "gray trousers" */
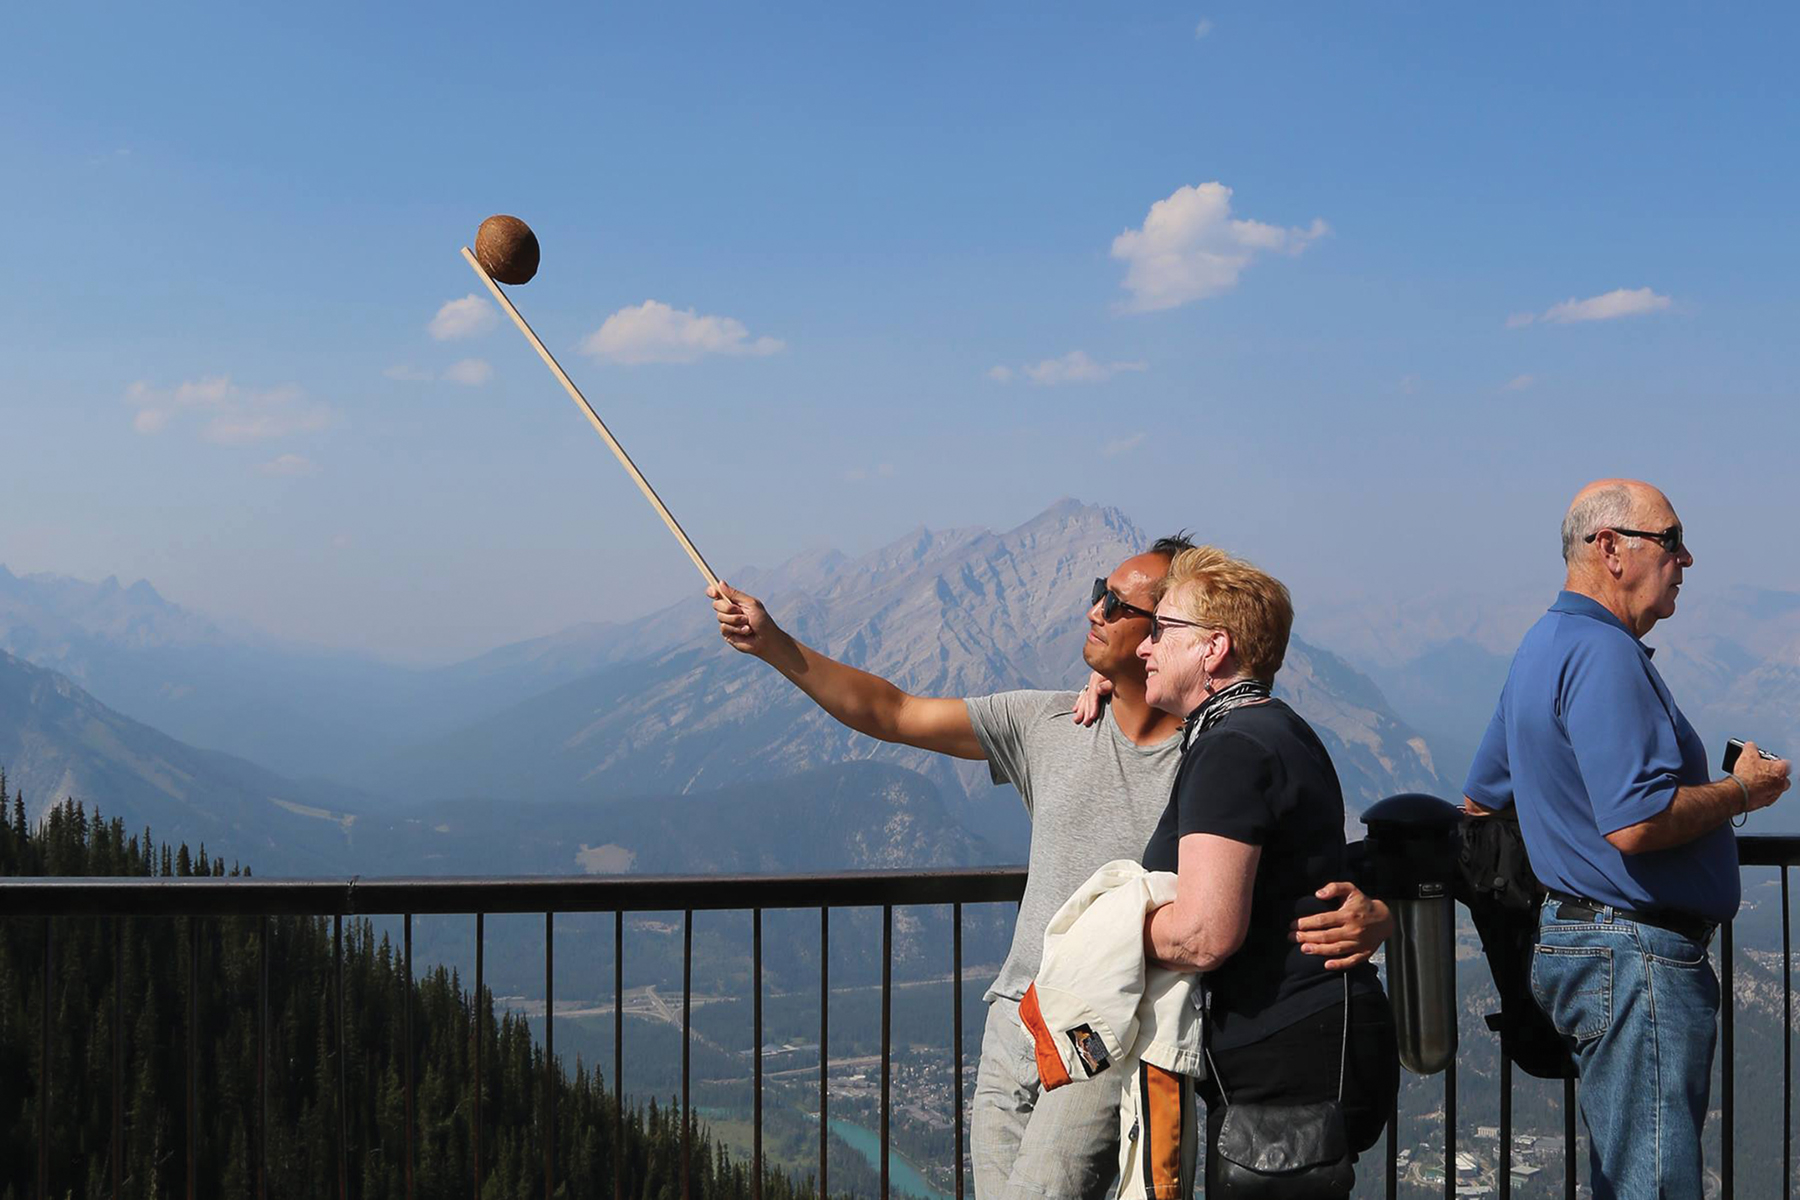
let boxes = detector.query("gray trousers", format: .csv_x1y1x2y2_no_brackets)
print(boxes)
971,997,1122,1200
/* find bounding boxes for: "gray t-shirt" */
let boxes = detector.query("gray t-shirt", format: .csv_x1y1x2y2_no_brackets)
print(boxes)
965,689,1183,1002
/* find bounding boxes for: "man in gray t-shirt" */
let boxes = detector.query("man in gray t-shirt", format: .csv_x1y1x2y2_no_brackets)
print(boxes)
965,687,1182,1003
709,542,1388,1200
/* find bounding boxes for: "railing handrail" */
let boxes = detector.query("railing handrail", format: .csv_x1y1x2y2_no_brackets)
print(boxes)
1731,833,1800,866
0,864,1031,916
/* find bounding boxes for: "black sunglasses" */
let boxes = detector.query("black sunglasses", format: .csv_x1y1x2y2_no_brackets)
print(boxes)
1583,524,1685,554
1148,613,1210,644
1091,578,1155,622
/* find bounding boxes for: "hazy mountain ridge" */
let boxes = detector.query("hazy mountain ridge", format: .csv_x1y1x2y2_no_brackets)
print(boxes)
0,564,434,778
0,565,227,649
2,500,1455,869
0,562,707,781
0,650,361,873
1306,583,1800,826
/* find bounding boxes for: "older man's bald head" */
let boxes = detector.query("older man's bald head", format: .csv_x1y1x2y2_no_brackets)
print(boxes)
1560,478,1674,564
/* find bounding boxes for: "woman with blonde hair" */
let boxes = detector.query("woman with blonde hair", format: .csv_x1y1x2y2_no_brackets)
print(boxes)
1136,546,1395,1195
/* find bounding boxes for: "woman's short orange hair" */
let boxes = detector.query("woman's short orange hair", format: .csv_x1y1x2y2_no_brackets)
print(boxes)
1153,545,1293,683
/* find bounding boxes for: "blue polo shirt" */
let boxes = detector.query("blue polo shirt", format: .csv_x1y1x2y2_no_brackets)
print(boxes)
1464,591,1739,922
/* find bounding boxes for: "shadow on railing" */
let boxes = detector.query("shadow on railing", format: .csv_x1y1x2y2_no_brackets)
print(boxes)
3,838,1796,1200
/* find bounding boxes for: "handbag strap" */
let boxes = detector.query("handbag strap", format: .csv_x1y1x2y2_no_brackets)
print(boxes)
1204,973,1352,1107
1336,971,1350,1103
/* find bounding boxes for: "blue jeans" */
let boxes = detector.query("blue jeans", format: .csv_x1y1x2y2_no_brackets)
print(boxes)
1531,905,1719,1199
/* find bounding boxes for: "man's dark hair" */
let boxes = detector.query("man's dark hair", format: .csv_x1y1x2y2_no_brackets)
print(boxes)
1149,531,1196,558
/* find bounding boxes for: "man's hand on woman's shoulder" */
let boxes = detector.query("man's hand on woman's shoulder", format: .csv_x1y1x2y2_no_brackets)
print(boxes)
1289,881,1392,971
1070,671,1111,726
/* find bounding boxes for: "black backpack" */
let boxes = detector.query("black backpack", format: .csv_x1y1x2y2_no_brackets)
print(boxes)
1452,809,1576,1080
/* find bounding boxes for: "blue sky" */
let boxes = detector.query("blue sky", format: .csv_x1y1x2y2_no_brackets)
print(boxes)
3,4,1797,660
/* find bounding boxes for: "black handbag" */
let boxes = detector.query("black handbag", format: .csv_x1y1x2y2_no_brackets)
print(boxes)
1207,977,1356,1199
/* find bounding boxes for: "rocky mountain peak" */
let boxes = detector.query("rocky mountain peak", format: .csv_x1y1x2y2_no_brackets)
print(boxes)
372,500,1446,852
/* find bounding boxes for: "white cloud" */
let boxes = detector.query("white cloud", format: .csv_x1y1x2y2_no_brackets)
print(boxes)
1194,18,1213,38
1509,287,1673,328
1111,182,1327,312
429,294,498,340
986,365,1015,383
132,406,171,434
384,363,434,382
1103,433,1146,458
1397,374,1420,396
443,358,493,386
257,454,318,477
579,300,785,365
1006,350,1149,386
125,376,333,445
1501,373,1538,392
1543,287,1672,324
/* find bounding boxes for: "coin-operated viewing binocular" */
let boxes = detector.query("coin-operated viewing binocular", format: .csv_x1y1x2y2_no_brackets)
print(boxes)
1361,793,1463,1075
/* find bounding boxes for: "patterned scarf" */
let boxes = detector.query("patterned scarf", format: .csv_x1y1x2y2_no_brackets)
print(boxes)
1182,677,1273,750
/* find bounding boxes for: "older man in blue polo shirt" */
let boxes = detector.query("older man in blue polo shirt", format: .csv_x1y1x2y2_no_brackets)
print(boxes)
1464,478,1791,1198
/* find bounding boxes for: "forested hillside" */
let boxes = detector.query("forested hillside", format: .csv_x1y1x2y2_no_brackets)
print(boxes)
0,774,817,1200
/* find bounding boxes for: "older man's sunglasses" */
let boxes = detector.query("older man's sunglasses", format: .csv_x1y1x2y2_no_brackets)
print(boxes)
1584,524,1685,554
1091,578,1155,622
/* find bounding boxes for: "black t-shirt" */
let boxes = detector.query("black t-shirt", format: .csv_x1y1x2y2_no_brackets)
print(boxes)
1142,698,1379,1050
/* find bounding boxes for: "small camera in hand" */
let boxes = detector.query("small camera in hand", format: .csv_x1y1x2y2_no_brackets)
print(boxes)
1723,738,1782,774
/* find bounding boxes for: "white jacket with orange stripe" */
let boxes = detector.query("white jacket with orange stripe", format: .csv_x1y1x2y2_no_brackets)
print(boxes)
1018,859,1204,1087
1019,860,1204,1200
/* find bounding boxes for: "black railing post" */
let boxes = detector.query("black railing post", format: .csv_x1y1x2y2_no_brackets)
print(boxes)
953,902,964,1200
1784,866,1792,1199
613,909,623,1200
683,908,693,1200
820,906,829,1200
1443,1056,1455,1200
754,907,763,1200
881,904,893,1200
404,914,414,1200
38,915,50,1200
1722,916,1734,1200
475,911,484,1199
1563,1076,1576,1200
190,915,200,1200
258,915,269,1200
1498,1051,1512,1200
335,914,347,1200
1386,1074,1397,1199
114,915,125,1200
545,909,555,1200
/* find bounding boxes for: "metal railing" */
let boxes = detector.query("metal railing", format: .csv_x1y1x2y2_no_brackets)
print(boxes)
4,868,1024,1200
4,838,1797,1199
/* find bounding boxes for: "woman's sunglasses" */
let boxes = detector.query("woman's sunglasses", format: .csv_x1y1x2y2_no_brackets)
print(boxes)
1148,614,1210,644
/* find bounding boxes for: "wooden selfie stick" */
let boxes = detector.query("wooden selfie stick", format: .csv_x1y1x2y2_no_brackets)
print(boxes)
461,245,720,589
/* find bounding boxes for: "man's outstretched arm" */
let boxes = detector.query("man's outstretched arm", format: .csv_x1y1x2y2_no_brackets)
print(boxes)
710,582,986,760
